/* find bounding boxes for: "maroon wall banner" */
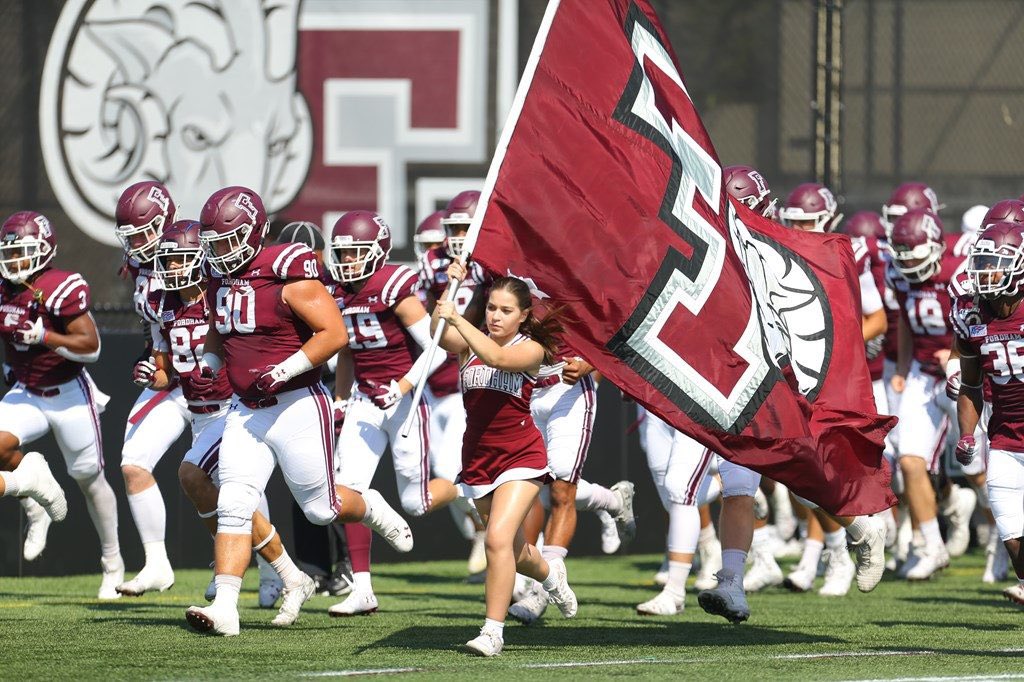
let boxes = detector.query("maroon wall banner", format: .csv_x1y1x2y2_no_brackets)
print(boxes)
471,0,896,516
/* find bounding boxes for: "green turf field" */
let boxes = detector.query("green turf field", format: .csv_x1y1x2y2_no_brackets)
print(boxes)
2,551,1022,680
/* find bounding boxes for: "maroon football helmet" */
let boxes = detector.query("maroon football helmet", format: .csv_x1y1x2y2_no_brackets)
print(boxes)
0,212,57,284
982,199,1024,228
723,165,776,218
841,211,887,241
887,209,946,283
198,187,269,275
326,211,392,283
154,220,205,291
778,182,842,232
881,182,942,231
968,221,1024,300
441,190,480,259
414,210,446,260
115,181,177,263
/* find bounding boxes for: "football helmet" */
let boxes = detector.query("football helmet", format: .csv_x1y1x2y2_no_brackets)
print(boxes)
441,190,480,259
982,199,1024,228
778,182,842,232
887,209,946,283
840,211,887,241
154,220,205,291
198,187,269,275
0,212,57,284
325,211,392,283
960,205,988,234
881,182,942,230
723,165,776,218
115,181,177,263
968,221,1024,300
414,210,446,260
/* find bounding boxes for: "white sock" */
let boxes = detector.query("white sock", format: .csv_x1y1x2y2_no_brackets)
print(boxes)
844,516,869,543
576,480,620,513
541,561,562,591
271,552,304,588
722,549,746,576
143,541,169,567
751,525,771,549
128,485,166,546
0,470,22,497
353,571,372,592
920,519,943,549
78,473,120,558
824,529,847,551
667,504,700,555
213,574,242,609
665,560,691,600
798,539,824,571
699,522,717,546
542,545,568,562
483,617,504,636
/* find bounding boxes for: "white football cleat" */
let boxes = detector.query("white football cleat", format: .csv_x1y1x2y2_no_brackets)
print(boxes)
98,555,125,600
511,574,532,603
464,628,503,657
783,563,816,592
257,556,283,608
596,510,621,554
361,489,413,552
818,549,855,597
271,573,316,626
610,481,637,546
743,548,783,592
636,589,684,616
186,603,240,636
773,537,804,560
851,516,887,592
698,570,750,624
1003,583,1024,607
116,562,175,596
328,589,378,617
467,530,488,575
905,543,949,581
694,537,723,591
994,542,1010,582
508,583,548,625
543,558,578,618
653,556,669,586
18,452,67,523
21,497,51,561
942,485,976,558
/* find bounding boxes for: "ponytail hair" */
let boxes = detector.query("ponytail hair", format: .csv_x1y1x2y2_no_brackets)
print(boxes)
490,276,564,363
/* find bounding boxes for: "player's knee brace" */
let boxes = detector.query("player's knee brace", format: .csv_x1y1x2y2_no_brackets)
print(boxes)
217,482,259,535
719,461,760,498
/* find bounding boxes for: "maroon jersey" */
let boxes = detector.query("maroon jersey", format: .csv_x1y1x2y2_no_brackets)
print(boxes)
417,246,489,397
885,252,966,378
0,268,91,388
851,236,886,380
205,243,323,400
460,334,548,485
150,289,231,405
334,264,420,395
952,294,1024,451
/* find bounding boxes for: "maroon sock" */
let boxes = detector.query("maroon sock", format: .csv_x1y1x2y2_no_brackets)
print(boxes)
344,522,373,573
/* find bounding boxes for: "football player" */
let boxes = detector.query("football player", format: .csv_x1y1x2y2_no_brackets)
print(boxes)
327,210,466,617
144,220,313,624
184,188,412,636
0,211,123,597
886,208,966,580
953,221,1024,605
113,182,191,596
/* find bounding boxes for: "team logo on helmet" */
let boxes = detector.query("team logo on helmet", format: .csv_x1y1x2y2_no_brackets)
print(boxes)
147,185,170,212
920,212,942,240
234,194,259,222
33,215,52,238
372,215,391,238
819,187,837,214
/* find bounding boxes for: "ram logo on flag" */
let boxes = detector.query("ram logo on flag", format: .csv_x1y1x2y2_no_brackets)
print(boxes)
467,0,896,515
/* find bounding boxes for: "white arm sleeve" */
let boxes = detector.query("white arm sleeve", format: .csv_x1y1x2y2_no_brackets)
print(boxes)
402,315,446,384
859,269,883,316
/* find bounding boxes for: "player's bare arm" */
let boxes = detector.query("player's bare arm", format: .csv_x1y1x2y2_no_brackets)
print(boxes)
334,345,354,402
43,311,100,362
955,336,983,437
862,308,886,342
282,278,349,367
892,314,912,393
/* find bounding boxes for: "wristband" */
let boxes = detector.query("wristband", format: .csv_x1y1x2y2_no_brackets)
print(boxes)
275,350,314,382
201,353,224,374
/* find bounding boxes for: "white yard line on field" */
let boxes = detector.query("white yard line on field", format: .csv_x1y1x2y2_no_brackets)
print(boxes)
300,668,422,678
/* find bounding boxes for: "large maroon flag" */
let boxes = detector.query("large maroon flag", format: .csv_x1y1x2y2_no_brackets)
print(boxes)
470,0,896,515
